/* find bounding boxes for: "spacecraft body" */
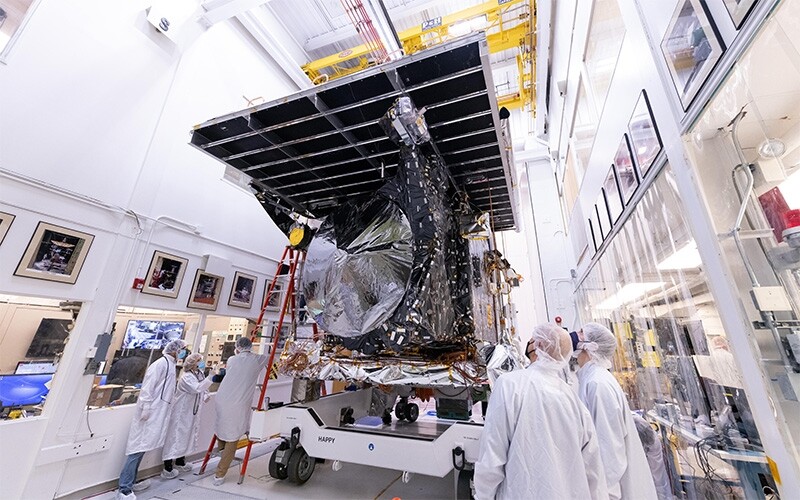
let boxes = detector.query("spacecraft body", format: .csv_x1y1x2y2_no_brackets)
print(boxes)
302,97,496,355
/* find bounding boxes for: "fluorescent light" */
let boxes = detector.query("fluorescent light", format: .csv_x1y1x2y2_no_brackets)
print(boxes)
657,240,702,270
449,21,471,37
596,282,664,310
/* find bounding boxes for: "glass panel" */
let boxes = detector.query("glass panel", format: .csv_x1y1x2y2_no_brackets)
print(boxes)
569,79,598,181
684,0,800,462
576,164,777,497
0,0,37,54
0,294,80,419
563,145,581,218
583,0,626,116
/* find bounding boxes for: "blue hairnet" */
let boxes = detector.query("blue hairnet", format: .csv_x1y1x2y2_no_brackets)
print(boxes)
235,337,253,351
164,339,187,356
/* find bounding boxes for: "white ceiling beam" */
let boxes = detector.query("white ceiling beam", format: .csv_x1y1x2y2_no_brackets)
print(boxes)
199,0,271,26
303,0,443,52
236,6,313,90
363,0,402,58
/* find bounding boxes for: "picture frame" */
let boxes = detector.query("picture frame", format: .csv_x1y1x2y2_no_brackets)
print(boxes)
603,166,624,224
0,211,15,245
596,192,611,238
263,278,285,312
228,271,257,309
627,90,662,178
614,134,639,205
141,250,188,298
187,270,224,311
660,0,725,110
14,221,94,284
723,0,758,29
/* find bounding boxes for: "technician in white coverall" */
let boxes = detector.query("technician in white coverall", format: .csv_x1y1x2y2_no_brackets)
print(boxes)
212,336,269,485
576,323,658,500
117,339,187,500
161,353,213,478
474,323,609,500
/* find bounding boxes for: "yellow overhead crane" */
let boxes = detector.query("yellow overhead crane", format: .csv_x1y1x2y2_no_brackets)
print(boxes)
303,0,535,111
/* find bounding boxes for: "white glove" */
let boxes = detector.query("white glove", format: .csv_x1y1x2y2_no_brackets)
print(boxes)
203,393,211,403
140,408,151,421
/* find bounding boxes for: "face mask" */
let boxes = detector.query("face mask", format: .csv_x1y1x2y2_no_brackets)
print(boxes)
198,361,206,370
178,348,189,360
569,331,580,351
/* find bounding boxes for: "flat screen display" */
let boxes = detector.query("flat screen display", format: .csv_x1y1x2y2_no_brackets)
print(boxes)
0,374,53,407
122,320,185,350
25,319,72,358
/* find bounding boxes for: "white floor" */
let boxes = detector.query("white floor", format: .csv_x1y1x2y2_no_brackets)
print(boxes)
86,441,457,500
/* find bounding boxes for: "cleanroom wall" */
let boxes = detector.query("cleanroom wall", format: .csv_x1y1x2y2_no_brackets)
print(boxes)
544,0,800,493
0,1,296,497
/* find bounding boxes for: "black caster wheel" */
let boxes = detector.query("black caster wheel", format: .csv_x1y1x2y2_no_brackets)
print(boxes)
382,408,393,425
406,403,419,423
456,469,475,500
268,443,289,480
287,447,315,484
395,402,407,420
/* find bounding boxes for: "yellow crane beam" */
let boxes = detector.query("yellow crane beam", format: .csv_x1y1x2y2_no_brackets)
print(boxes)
302,0,536,112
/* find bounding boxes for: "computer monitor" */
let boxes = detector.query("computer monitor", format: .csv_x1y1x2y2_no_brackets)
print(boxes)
15,361,57,374
0,374,53,408
25,319,72,358
122,320,185,350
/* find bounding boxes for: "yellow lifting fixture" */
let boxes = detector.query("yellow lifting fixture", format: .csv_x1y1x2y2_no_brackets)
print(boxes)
303,0,536,112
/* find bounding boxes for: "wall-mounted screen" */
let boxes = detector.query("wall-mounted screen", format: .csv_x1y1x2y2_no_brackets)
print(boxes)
122,320,185,350
25,318,71,358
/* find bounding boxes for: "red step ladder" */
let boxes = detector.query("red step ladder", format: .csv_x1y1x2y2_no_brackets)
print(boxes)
198,246,306,484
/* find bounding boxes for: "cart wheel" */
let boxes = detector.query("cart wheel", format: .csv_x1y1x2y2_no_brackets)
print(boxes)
456,469,474,500
287,447,315,484
406,403,419,423
268,447,288,480
394,402,407,420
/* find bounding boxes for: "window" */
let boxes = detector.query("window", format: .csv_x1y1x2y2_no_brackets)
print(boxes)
0,294,78,419
576,165,775,495
583,0,626,116
683,0,800,465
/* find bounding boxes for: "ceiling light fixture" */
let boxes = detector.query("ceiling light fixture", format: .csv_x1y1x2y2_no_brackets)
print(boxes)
758,138,786,159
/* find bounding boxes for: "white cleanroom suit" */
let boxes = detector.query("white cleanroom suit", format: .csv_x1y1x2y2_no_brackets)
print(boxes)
576,322,658,500
125,353,178,455
162,367,213,460
474,323,609,500
214,350,269,441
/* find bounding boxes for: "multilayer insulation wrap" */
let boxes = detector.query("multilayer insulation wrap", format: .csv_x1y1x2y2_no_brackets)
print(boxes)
301,98,497,354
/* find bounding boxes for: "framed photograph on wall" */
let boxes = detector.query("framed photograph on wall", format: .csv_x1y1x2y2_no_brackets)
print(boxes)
229,271,257,309
603,166,624,224
596,192,611,238
187,270,224,311
660,0,725,110
628,90,662,178
723,0,758,29
0,211,15,245
14,221,94,284
141,250,188,298
263,278,285,312
614,135,639,205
